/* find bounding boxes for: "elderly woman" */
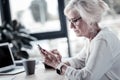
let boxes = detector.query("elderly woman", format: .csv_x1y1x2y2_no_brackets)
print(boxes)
39,0,120,80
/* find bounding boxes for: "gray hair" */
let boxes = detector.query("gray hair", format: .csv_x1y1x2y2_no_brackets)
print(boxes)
64,0,109,25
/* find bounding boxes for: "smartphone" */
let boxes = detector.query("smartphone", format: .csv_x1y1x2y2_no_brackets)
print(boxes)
37,44,47,55
38,44,42,51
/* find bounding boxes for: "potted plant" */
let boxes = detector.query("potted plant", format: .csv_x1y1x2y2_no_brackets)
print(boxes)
0,20,37,60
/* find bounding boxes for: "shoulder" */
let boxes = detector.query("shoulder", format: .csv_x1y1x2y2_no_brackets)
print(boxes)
93,27,117,41
90,27,120,49
91,27,120,51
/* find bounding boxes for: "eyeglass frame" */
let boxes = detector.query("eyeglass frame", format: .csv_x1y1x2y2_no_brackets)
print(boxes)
68,17,82,24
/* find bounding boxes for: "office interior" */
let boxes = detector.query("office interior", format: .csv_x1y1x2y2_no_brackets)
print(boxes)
0,0,120,60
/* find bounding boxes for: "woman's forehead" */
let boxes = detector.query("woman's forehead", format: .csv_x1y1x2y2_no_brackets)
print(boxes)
67,10,80,19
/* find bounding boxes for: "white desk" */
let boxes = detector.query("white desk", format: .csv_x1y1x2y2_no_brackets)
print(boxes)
0,62,67,80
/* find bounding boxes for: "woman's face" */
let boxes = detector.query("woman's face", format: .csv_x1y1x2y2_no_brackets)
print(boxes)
66,10,90,37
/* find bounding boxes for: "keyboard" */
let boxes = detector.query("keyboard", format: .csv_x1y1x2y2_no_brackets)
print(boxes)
0,66,25,75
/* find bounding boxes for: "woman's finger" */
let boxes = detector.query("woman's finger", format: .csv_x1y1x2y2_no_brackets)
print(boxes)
51,49,61,57
38,46,47,56
51,49,62,61
48,52,57,61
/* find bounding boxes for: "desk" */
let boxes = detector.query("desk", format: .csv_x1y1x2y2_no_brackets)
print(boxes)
0,62,67,80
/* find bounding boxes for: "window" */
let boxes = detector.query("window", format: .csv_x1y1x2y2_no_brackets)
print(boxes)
9,0,67,40
8,0,71,57
0,1,2,26
0,11,2,26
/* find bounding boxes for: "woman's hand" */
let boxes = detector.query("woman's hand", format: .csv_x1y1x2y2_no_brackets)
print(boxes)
50,49,62,63
38,47,62,69
44,51,60,69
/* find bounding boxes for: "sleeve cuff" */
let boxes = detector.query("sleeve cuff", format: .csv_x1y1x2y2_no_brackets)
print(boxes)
67,58,77,68
64,66,76,76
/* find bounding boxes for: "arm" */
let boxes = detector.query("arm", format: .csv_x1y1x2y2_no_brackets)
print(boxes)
66,46,86,69
61,39,113,80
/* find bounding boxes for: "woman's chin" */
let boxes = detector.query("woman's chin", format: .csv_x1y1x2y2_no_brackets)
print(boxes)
75,33,82,37
75,33,85,37
75,32,81,36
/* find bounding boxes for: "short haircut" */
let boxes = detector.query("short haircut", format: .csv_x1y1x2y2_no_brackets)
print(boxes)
64,0,109,25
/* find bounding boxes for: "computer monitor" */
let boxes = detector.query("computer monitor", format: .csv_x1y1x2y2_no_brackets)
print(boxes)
0,43,15,72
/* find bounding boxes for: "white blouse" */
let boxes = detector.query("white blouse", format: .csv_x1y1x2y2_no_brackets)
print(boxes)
64,27,120,80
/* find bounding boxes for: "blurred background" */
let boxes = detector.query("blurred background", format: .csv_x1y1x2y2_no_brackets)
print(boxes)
0,0,120,60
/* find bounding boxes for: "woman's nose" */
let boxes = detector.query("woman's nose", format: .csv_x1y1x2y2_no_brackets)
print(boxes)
70,22,75,29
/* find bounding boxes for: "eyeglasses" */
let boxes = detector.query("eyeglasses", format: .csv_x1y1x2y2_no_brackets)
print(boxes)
68,17,82,24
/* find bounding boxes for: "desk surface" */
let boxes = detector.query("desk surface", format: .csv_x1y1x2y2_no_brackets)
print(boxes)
0,62,67,80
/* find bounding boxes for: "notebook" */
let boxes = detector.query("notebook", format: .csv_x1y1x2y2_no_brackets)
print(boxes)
0,43,24,75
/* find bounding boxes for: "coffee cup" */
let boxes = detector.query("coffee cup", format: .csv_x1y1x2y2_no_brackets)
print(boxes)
23,59,36,75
